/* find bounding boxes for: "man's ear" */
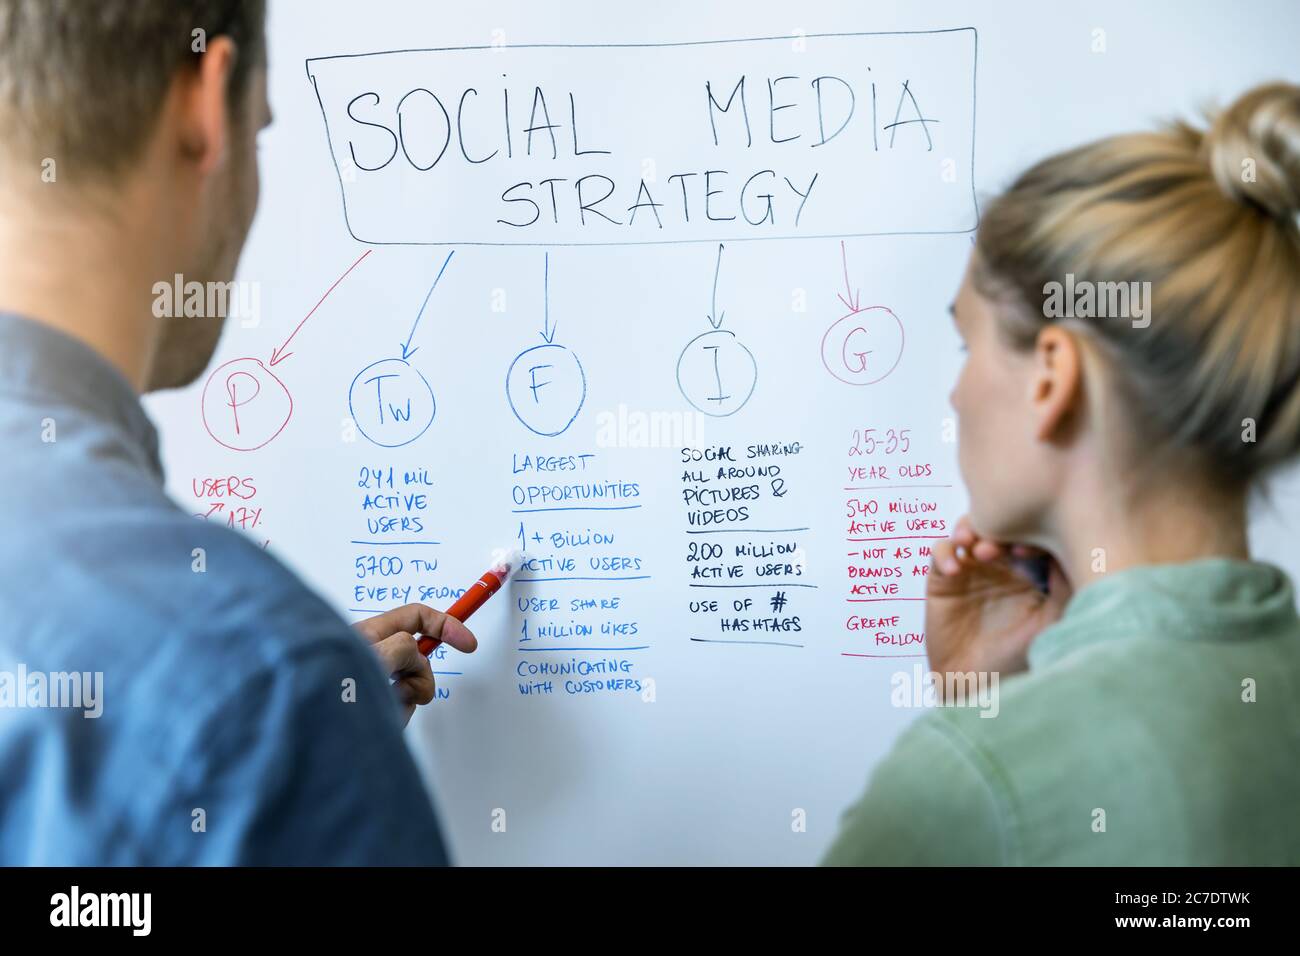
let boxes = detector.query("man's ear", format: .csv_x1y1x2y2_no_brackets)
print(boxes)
175,36,237,176
1028,325,1083,442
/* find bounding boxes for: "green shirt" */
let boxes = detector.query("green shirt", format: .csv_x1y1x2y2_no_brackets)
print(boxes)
822,558,1300,865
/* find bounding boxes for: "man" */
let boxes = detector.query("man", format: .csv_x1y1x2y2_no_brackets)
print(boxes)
0,0,475,863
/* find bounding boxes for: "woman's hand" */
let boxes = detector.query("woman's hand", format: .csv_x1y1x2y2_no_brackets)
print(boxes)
925,516,1072,690
353,604,478,725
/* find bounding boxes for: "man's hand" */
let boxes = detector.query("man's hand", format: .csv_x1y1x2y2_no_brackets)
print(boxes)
353,604,478,724
925,516,1072,695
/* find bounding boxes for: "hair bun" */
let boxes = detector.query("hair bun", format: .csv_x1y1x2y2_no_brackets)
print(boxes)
1205,82,1300,222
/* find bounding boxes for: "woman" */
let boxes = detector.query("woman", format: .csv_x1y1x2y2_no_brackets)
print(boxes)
824,82,1300,865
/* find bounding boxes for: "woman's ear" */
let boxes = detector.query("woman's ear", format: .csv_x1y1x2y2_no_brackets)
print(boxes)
1029,325,1083,442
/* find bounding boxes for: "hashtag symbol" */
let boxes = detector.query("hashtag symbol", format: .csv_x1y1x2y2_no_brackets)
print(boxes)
770,591,787,612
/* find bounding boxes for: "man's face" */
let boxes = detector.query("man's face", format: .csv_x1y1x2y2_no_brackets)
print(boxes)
145,64,270,391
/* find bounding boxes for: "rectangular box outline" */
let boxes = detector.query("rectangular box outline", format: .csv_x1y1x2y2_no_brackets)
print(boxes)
305,28,980,247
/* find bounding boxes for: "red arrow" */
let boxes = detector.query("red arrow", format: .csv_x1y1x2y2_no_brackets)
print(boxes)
837,240,861,314
270,248,372,366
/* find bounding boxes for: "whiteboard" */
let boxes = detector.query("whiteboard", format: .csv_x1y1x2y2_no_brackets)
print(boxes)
145,0,1300,864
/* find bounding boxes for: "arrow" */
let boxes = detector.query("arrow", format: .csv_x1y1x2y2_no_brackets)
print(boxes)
400,250,455,361
707,243,726,329
540,252,557,343
270,248,372,366
837,239,861,313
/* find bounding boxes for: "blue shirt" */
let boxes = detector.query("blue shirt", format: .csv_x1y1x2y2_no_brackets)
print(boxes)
0,313,449,864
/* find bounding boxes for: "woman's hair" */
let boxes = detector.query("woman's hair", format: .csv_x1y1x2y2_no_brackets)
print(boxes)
974,82,1300,489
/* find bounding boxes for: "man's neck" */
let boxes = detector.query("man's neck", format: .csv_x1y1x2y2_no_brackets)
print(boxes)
0,181,165,393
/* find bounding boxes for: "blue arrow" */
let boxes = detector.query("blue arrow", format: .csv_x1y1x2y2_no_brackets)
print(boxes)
400,250,455,361
540,252,557,344
707,243,725,329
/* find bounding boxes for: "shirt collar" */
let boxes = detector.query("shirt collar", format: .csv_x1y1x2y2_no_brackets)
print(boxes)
0,312,163,481
1029,556,1298,669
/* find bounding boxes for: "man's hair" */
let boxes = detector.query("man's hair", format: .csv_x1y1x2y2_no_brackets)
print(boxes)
0,0,266,181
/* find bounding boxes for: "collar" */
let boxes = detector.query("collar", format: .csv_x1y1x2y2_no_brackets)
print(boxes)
1029,556,1298,669
0,312,163,481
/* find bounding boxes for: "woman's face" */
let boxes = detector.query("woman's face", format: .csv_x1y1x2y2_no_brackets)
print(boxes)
948,256,1050,542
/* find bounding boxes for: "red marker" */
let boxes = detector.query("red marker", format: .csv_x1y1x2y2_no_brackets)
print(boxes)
417,552,520,655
